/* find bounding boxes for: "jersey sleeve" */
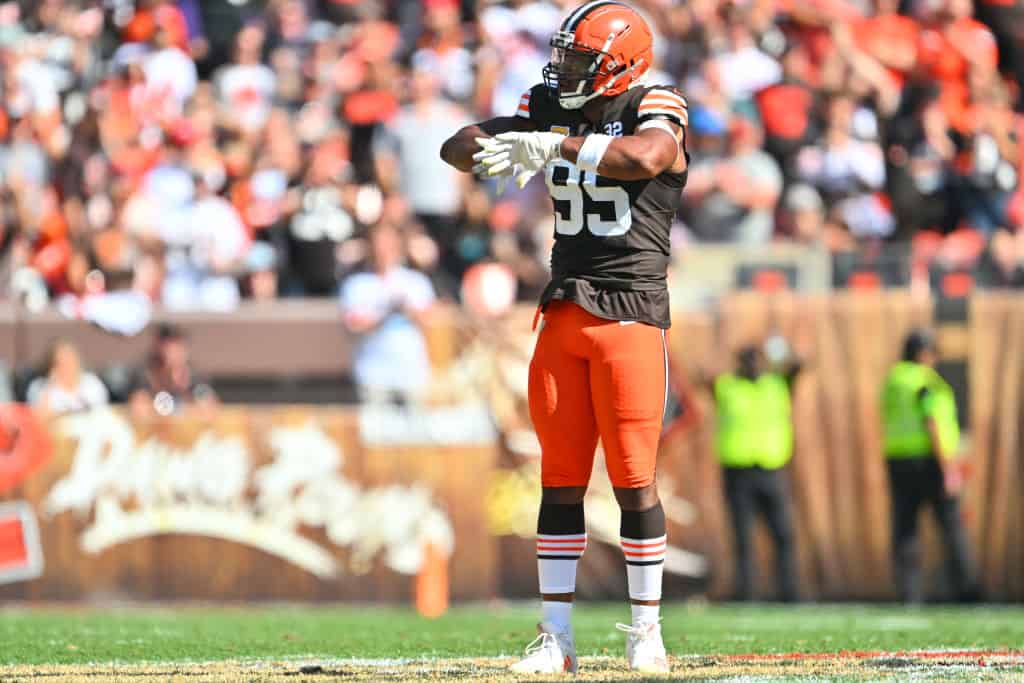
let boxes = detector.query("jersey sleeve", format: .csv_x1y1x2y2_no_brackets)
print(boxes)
515,84,550,127
516,89,532,119
918,386,936,417
637,87,689,130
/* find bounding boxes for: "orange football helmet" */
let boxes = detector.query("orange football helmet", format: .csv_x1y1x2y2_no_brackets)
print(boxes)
543,2,653,110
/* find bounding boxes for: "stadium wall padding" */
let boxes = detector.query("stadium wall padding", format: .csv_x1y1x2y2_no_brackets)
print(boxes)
1,293,1024,602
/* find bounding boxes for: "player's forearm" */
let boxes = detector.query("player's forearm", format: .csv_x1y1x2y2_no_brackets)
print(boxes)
441,124,491,172
441,117,533,173
559,134,675,181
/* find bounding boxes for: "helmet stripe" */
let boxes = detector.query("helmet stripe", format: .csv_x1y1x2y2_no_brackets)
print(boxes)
561,0,624,32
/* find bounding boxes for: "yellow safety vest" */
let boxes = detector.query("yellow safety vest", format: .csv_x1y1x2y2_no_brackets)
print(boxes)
714,372,793,469
881,361,960,459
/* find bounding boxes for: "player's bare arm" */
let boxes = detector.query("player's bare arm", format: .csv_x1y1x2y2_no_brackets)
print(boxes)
473,81,689,189
558,124,686,181
440,116,535,173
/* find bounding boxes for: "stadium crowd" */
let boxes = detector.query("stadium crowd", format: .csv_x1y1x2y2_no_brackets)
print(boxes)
1,0,1024,317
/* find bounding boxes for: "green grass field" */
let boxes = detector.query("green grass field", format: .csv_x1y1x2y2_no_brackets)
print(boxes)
2,603,1023,680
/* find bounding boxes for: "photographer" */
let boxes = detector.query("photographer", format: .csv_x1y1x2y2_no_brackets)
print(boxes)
339,221,436,403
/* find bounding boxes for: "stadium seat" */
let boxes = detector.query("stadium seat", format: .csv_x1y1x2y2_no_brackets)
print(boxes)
751,269,790,292
847,270,882,290
832,247,910,289
939,271,975,299
938,227,986,269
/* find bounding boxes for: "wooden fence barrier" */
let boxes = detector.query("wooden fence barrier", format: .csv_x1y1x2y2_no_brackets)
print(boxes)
1,293,1023,602
0,408,498,602
660,291,1022,601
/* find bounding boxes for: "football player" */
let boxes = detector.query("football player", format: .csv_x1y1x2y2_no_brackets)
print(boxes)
441,1,687,674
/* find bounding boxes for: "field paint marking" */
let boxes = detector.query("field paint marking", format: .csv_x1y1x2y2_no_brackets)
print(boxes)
7,652,1024,683
29,651,1016,667
717,648,1023,662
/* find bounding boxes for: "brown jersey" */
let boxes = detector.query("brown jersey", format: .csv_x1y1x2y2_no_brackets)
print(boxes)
517,84,689,329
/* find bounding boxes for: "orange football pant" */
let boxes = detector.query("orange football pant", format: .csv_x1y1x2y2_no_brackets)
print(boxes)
528,301,667,489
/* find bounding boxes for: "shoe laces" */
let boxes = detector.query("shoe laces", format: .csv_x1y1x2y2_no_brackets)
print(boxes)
616,621,660,643
523,631,559,657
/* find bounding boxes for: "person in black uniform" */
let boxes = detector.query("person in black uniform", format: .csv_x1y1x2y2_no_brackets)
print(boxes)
441,1,687,674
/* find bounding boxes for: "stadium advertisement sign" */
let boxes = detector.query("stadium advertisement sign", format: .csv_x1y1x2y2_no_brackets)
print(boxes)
44,410,454,579
0,501,44,585
0,407,498,602
0,403,52,494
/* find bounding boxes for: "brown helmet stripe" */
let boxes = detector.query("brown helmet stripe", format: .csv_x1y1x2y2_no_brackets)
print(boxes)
560,0,625,32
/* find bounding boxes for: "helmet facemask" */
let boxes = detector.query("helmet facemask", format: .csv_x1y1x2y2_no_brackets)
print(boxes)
543,30,627,110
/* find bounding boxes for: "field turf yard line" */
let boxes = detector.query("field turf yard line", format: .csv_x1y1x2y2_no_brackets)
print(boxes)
4,654,1024,682
1,604,1023,667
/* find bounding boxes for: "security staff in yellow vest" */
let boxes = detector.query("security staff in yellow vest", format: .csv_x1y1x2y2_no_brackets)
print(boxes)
882,329,977,604
713,342,801,602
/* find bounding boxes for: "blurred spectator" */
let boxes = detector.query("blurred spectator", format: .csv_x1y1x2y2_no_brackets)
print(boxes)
130,323,216,416
267,0,315,54
411,0,474,102
780,183,826,245
682,116,783,243
975,0,1024,108
0,0,1019,343
885,91,959,238
123,0,190,52
796,94,892,239
27,340,109,416
917,0,999,134
195,0,260,74
477,2,552,117
952,81,1018,233
162,170,248,311
141,23,199,117
340,221,436,402
756,44,819,166
852,0,920,81
714,12,782,101
977,228,1024,287
213,24,275,136
374,63,472,260
284,131,355,295
243,241,280,300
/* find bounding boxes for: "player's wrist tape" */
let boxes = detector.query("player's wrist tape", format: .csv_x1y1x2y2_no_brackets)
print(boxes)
576,133,614,174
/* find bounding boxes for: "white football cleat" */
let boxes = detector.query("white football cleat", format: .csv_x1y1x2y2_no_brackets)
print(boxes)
617,621,669,673
509,621,578,674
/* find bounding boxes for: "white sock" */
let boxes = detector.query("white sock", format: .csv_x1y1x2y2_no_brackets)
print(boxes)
537,533,586,595
622,534,666,603
631,603,660,625
542,601,573,632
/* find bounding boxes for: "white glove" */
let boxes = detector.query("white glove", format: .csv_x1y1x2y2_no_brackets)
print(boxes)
472,137,514,195
472,131,566,191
